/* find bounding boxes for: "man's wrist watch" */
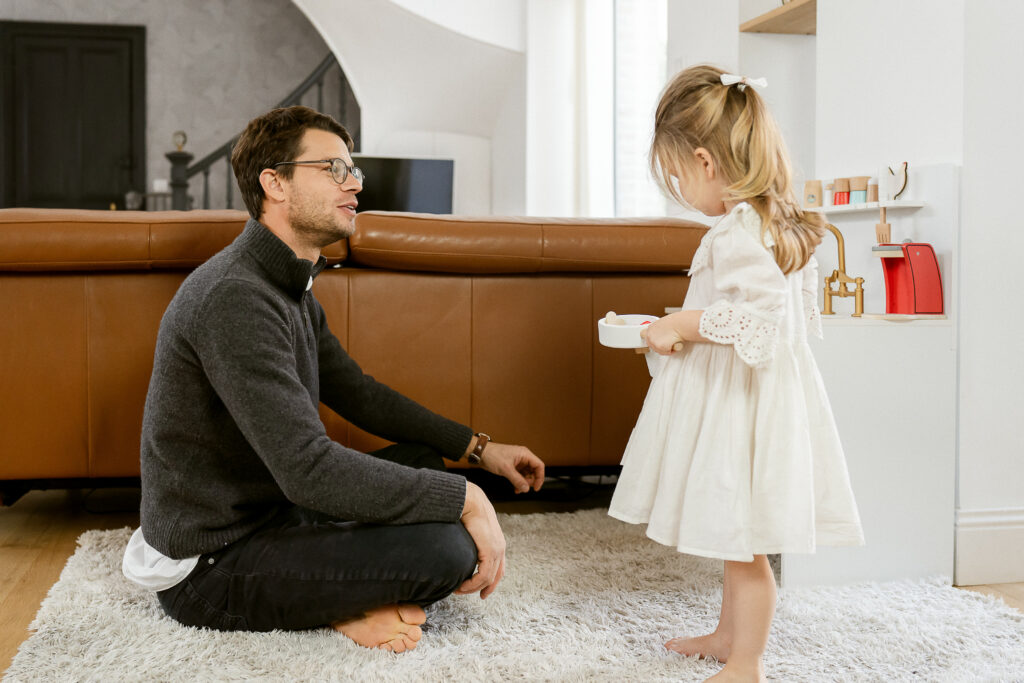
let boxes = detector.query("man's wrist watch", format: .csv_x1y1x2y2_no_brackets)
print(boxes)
467,432,490,465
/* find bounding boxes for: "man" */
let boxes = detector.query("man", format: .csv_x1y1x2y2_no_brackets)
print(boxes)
122,106,545,653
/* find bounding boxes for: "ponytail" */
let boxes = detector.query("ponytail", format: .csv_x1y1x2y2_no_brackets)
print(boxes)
651,64,823,274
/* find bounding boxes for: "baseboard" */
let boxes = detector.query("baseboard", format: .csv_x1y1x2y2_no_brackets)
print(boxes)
955,507,1024,585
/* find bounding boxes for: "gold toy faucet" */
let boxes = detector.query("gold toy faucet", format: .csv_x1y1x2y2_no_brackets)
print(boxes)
822,223,864,317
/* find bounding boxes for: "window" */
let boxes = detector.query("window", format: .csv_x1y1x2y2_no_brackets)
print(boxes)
613,0,667,217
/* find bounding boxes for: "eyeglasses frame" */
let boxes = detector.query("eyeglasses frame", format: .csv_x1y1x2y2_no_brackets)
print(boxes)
271,158,365,185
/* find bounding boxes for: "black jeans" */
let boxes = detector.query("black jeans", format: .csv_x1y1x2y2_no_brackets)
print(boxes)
156,443,477,632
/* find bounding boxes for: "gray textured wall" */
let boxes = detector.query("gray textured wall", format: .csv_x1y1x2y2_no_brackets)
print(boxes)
1,0,345,209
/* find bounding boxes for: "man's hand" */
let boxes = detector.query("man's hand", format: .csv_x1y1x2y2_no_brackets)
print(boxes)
456,481,506,599
478,442,545,494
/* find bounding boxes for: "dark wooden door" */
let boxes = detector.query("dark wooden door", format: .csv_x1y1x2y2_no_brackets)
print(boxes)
0,22,145,209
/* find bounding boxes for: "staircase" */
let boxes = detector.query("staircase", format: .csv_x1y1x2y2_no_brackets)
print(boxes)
167,54,359,211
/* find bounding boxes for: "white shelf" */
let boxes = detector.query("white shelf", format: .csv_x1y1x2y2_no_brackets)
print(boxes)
808,200,925,216
821,315,952,327
740,0,816,35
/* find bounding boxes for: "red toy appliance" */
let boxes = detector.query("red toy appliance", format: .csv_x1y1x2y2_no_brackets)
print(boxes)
871,242,943,314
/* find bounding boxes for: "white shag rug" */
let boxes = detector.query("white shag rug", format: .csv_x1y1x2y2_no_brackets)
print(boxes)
6,509,1024,682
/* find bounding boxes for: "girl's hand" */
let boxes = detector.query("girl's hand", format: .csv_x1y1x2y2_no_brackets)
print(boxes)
640,316,685,355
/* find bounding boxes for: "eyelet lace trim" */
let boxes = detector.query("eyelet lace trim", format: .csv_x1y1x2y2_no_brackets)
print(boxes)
699,299,780,368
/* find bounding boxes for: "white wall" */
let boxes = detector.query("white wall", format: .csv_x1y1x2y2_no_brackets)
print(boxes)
389,0,524,52
667,0,738,75
738,34,815,191
815,1,964,178
664,0,738,225
293,0,527,214
956,0,1024,584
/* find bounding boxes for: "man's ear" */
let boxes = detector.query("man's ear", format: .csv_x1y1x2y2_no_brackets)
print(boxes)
259,168,287,204
693,148,717,180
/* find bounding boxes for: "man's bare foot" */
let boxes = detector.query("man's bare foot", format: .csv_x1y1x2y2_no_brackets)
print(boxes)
665,632,731,662
332,604,427,653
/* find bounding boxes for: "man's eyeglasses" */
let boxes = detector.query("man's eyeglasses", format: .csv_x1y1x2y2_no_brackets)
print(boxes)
272,158,365,185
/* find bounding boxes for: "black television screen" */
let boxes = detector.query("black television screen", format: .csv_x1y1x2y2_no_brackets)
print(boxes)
352,155,454,214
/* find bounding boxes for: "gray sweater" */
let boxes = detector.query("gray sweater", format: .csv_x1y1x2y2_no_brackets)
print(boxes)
140,219,472,558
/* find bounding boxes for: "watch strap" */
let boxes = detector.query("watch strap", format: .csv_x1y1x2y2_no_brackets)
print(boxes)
467,432,490,465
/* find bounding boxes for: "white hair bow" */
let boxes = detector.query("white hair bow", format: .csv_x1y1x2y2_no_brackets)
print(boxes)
720,73,768,91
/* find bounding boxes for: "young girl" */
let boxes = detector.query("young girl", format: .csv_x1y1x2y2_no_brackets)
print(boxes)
608,65,864,682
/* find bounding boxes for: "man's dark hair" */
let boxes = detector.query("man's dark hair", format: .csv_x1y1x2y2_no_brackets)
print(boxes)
231,106,353,219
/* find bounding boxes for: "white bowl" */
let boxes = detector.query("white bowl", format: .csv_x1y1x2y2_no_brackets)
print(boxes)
597,314,658,348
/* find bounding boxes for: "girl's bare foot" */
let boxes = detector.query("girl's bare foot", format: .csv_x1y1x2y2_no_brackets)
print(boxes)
665,632,731,662
332,604,427,653
706,660,766,682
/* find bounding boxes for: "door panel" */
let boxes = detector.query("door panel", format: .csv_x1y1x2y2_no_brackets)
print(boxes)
1,22,145,209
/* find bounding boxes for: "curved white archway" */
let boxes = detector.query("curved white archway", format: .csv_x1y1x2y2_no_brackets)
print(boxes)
290,0,527,214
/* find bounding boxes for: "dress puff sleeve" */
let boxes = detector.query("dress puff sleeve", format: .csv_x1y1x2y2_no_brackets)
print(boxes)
801,255,824,340
698,204,788,368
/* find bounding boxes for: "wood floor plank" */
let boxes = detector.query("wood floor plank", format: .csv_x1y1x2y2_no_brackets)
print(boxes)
957,584,1024,612
0,489,141,674
987,583,1024,610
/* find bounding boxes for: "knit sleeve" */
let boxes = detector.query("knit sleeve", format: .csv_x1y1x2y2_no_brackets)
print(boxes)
697,207,788,368
311,298,474,461
193,280,467,525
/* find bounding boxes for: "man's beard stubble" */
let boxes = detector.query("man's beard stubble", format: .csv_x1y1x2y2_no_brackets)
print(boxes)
288,196,355,248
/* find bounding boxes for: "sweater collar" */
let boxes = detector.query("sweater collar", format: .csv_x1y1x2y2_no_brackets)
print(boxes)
238,218,327,299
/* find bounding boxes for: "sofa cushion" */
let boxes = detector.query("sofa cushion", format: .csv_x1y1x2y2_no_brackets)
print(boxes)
348,212,707,273
0,209,348,271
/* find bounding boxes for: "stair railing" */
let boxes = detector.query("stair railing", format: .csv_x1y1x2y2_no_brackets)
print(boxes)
170,54,353,210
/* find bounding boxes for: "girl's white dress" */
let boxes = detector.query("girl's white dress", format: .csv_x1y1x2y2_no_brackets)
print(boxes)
608,203,864,561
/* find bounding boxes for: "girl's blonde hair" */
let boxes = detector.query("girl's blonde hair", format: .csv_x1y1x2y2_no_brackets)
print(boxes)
650,64,823,274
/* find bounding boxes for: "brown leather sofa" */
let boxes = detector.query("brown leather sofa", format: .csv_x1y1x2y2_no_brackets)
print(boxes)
0,208,706,504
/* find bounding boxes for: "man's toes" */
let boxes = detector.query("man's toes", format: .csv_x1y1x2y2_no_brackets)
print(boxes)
378,642,394,653
398,604,427,625
404,624,423,642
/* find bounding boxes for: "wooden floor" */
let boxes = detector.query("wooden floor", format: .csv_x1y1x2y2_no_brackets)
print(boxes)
3,488,1023,675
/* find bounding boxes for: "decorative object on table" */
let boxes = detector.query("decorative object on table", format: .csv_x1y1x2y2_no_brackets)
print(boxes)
803,179,822,208
867,178,879,203
875,206,892,244
824,180,834,206
172,130,188,152
880,162,909,200
822,223,864,317
850,176,870,204
832,177,850,205
124,190,143,210
890,162,908,198
872,242,943,315
166,131,194,211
